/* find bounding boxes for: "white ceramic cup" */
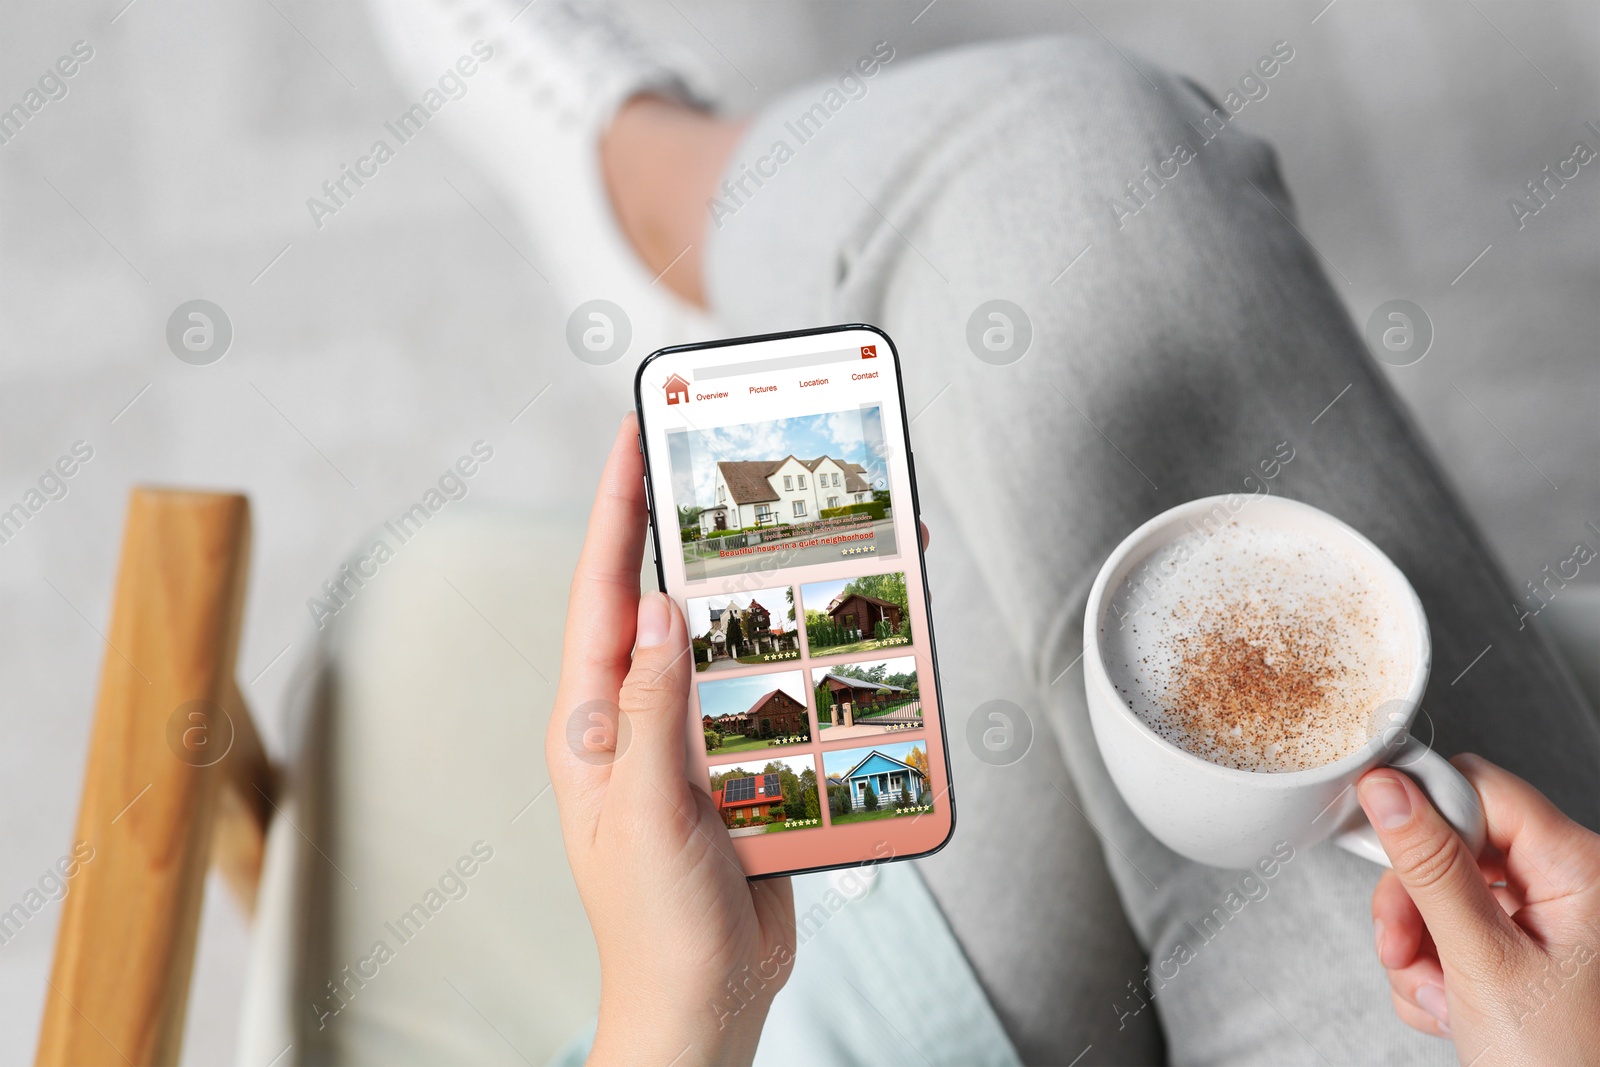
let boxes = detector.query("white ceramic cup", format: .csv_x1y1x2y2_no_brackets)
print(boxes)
1083,495,1487,869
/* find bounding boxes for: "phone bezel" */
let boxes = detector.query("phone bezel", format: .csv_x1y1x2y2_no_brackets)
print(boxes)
633,323,957,880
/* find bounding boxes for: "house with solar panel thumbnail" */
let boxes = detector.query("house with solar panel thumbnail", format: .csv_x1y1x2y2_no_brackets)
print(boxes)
708,755,821,836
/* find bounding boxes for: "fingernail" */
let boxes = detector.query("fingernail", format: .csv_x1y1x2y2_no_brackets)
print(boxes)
1372,918,1387,960
1360,774,1412,829
636,592,670,648
1416,983,1450,1033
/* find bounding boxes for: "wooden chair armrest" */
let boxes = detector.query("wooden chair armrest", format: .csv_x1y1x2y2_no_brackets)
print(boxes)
36,488,274,1067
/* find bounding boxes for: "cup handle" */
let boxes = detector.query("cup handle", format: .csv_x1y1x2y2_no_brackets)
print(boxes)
1332,740,1488,867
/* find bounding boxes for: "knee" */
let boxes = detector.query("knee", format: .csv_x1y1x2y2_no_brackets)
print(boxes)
878,35,1288,283
980,35,1294,157
998,36,1286,198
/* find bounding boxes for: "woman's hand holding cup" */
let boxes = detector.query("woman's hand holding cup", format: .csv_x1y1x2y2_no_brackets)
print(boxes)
1360,754,1600,1064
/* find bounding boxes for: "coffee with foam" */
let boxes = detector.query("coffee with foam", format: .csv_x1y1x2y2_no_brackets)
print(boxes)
1100,519,1417,773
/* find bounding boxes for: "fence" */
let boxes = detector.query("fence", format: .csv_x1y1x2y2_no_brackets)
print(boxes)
837,784,923,813
833,696,922,726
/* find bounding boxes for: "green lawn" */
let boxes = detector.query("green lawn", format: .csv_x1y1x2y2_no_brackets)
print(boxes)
830,803,935,825
734,650,799,665
706,732,811,755
807,634,913,658
694,649,800,672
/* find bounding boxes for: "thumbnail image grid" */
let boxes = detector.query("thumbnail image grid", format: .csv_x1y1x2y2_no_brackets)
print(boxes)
666,405,897,580
800,571,912,658
698,669,812,755
708,754,821,836
812,655,922,739
821,739,935,824
686,584,800,673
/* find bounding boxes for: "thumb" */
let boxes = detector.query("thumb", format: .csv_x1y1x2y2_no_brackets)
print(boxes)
615,591,691,788
1357,768,1524,978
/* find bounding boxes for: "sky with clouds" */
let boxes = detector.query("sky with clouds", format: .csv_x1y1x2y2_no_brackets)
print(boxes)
696,669,808,719
667,405,888,512
810,655,917,686
821,737,928,778
706,752,816,780
686,584,792,637
799,577,854,614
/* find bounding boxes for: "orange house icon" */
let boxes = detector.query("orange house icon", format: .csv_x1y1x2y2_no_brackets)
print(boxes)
664,373,690,405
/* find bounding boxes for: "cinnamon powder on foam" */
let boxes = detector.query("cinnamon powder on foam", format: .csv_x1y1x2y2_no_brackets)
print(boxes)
1157,599,1359,771
1106,524,1409,773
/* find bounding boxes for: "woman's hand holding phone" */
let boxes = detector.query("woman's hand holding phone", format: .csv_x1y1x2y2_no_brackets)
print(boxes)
546,415,796,1067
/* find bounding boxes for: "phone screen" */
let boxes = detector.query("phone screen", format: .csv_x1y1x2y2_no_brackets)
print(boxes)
634,325,955,878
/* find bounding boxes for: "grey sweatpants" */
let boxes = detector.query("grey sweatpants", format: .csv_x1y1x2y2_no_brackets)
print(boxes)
705,37,1600,1066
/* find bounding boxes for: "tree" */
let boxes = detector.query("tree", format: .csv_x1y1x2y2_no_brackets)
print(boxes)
786,585,796,623
704,729,722,751
751,762,803,817
864,783,879,811
829,785,850,816
842,572,907,612
833,662,888,684
804,791,820,820
677,505,703,528
906,745,930,787
726,613,746,657
770,762,796,808
884,668,917,690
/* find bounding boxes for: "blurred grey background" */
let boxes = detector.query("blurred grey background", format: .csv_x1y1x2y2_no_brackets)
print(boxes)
2,1,1595,1062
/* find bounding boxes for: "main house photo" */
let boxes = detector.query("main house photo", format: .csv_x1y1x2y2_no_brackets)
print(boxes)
812,655,922,739
665,406,898,579
801,572,913,658
685,585,799,672
822,740,934,825
707,754,821,837
697,669,812,755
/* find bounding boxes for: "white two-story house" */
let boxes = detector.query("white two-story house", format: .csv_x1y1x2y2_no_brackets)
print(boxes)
698,454,874,533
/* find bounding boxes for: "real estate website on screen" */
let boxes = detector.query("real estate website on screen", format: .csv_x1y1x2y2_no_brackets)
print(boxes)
638,327,952,877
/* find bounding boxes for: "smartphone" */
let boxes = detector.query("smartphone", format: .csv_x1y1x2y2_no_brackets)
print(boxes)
634,324,955,878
